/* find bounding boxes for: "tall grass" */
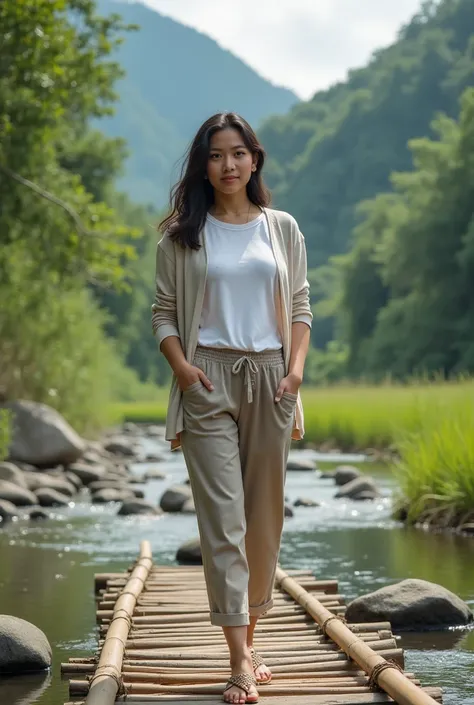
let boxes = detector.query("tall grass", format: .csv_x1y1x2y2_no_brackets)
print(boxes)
109,378,474,529
392,385,474,529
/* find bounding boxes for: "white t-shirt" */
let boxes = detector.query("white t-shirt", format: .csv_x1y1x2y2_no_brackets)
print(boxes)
198,212,282,351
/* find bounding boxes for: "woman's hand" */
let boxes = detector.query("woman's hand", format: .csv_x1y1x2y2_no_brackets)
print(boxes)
275,372,302,402
176,362,214,393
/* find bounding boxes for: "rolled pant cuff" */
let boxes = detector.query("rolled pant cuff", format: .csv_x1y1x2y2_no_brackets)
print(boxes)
249,598,273,617
210,611,250,627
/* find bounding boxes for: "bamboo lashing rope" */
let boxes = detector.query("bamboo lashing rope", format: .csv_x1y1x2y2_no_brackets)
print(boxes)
275,567,439,705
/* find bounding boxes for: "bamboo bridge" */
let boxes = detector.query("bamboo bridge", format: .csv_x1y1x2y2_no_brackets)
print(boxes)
62,541,443,705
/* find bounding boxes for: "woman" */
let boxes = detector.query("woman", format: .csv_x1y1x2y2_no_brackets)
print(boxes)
152,112,312,704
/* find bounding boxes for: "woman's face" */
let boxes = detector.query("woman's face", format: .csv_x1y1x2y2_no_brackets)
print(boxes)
206,128,257,195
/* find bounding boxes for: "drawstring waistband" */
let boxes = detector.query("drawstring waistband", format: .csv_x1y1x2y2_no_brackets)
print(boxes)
194,345,284,404
232,356,258,403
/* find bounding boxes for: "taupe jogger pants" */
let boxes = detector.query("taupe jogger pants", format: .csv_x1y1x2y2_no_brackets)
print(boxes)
180,345,296,627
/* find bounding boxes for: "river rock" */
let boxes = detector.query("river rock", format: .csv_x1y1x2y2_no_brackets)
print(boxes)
145,452,165,462
334,477,380,500
319,470,335,479
144,468,167,480
0,500,18,522
460,523,474,535
181,498,196,514
91,488,135,504
28,509,49,521
64,471,83,490
24,473,75,497
0,481,37,506
160,484,192,512
67,463,105,485
1,400,85,466
88,480,129,493
284,504,294,518
286,458,316,472
0,615,52,672
294,497,321,508
118,499,162,516
176,538,202,564
346,579,473,630
103,437,137,457
334,465,361,486
352,491,379,501
146,425,165,438
0,462,27,488
34,488,70,507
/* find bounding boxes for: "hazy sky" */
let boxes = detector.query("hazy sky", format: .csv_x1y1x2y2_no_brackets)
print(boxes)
142,0,423,99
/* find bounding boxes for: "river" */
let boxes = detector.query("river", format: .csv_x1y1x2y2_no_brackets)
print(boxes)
0,436,473,704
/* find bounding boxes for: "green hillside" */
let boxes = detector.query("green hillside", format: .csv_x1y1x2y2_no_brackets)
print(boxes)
94,0,298,206
260,0,474,268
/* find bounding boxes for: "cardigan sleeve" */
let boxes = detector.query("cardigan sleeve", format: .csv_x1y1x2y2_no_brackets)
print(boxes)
151,238,180,348
292,227,313,327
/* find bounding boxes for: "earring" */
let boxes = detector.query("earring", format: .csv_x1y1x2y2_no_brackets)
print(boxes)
251,165,256,172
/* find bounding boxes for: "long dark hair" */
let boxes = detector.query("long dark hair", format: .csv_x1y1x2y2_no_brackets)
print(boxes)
159,112,271,249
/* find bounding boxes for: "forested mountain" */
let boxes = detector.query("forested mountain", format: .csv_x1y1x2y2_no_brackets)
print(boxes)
260,0,474,269
94,0,298,206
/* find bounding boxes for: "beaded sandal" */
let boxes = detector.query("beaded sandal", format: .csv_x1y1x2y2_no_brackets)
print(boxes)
250,648,272,684
223,673,259,703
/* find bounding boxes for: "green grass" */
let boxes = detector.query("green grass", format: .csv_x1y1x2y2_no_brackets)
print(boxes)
109,379,474,530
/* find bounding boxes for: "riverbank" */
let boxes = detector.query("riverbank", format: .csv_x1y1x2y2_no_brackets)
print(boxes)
110,379,474,533
0,432,473,705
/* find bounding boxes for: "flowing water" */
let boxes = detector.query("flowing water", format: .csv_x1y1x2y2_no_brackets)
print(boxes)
0,436,473,704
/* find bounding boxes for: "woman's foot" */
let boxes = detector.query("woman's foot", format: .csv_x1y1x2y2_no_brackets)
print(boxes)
223,652,259,704
250,647,272,684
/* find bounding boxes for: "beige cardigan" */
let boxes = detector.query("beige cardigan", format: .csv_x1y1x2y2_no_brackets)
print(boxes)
152,207,312,450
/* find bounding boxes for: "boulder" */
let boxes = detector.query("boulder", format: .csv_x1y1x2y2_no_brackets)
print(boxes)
34,488,70,508
117,500,162,516
91,488,135,503
0,462,27,488
67,463,105,486
294,497,321,508
1,400,85,466
0,481,37,506
460,523,474,535
144,468,167,480
0,615,52,672
159,484,192,513
334,465,361,486
176,538,202,564
181,498,196,514
286,458,316,472
346,579,473,630
132,489,145,499
284,504,294,518
334,477,380,500
0,500,19,522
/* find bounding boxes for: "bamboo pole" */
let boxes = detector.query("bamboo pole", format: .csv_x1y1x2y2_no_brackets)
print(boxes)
275,567,439,705
66,690,443,704
84,541,153,705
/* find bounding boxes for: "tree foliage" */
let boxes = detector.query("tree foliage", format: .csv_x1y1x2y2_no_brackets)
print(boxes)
340,87,474,378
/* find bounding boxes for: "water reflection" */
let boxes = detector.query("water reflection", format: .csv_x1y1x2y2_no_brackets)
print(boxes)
0,448,473,704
